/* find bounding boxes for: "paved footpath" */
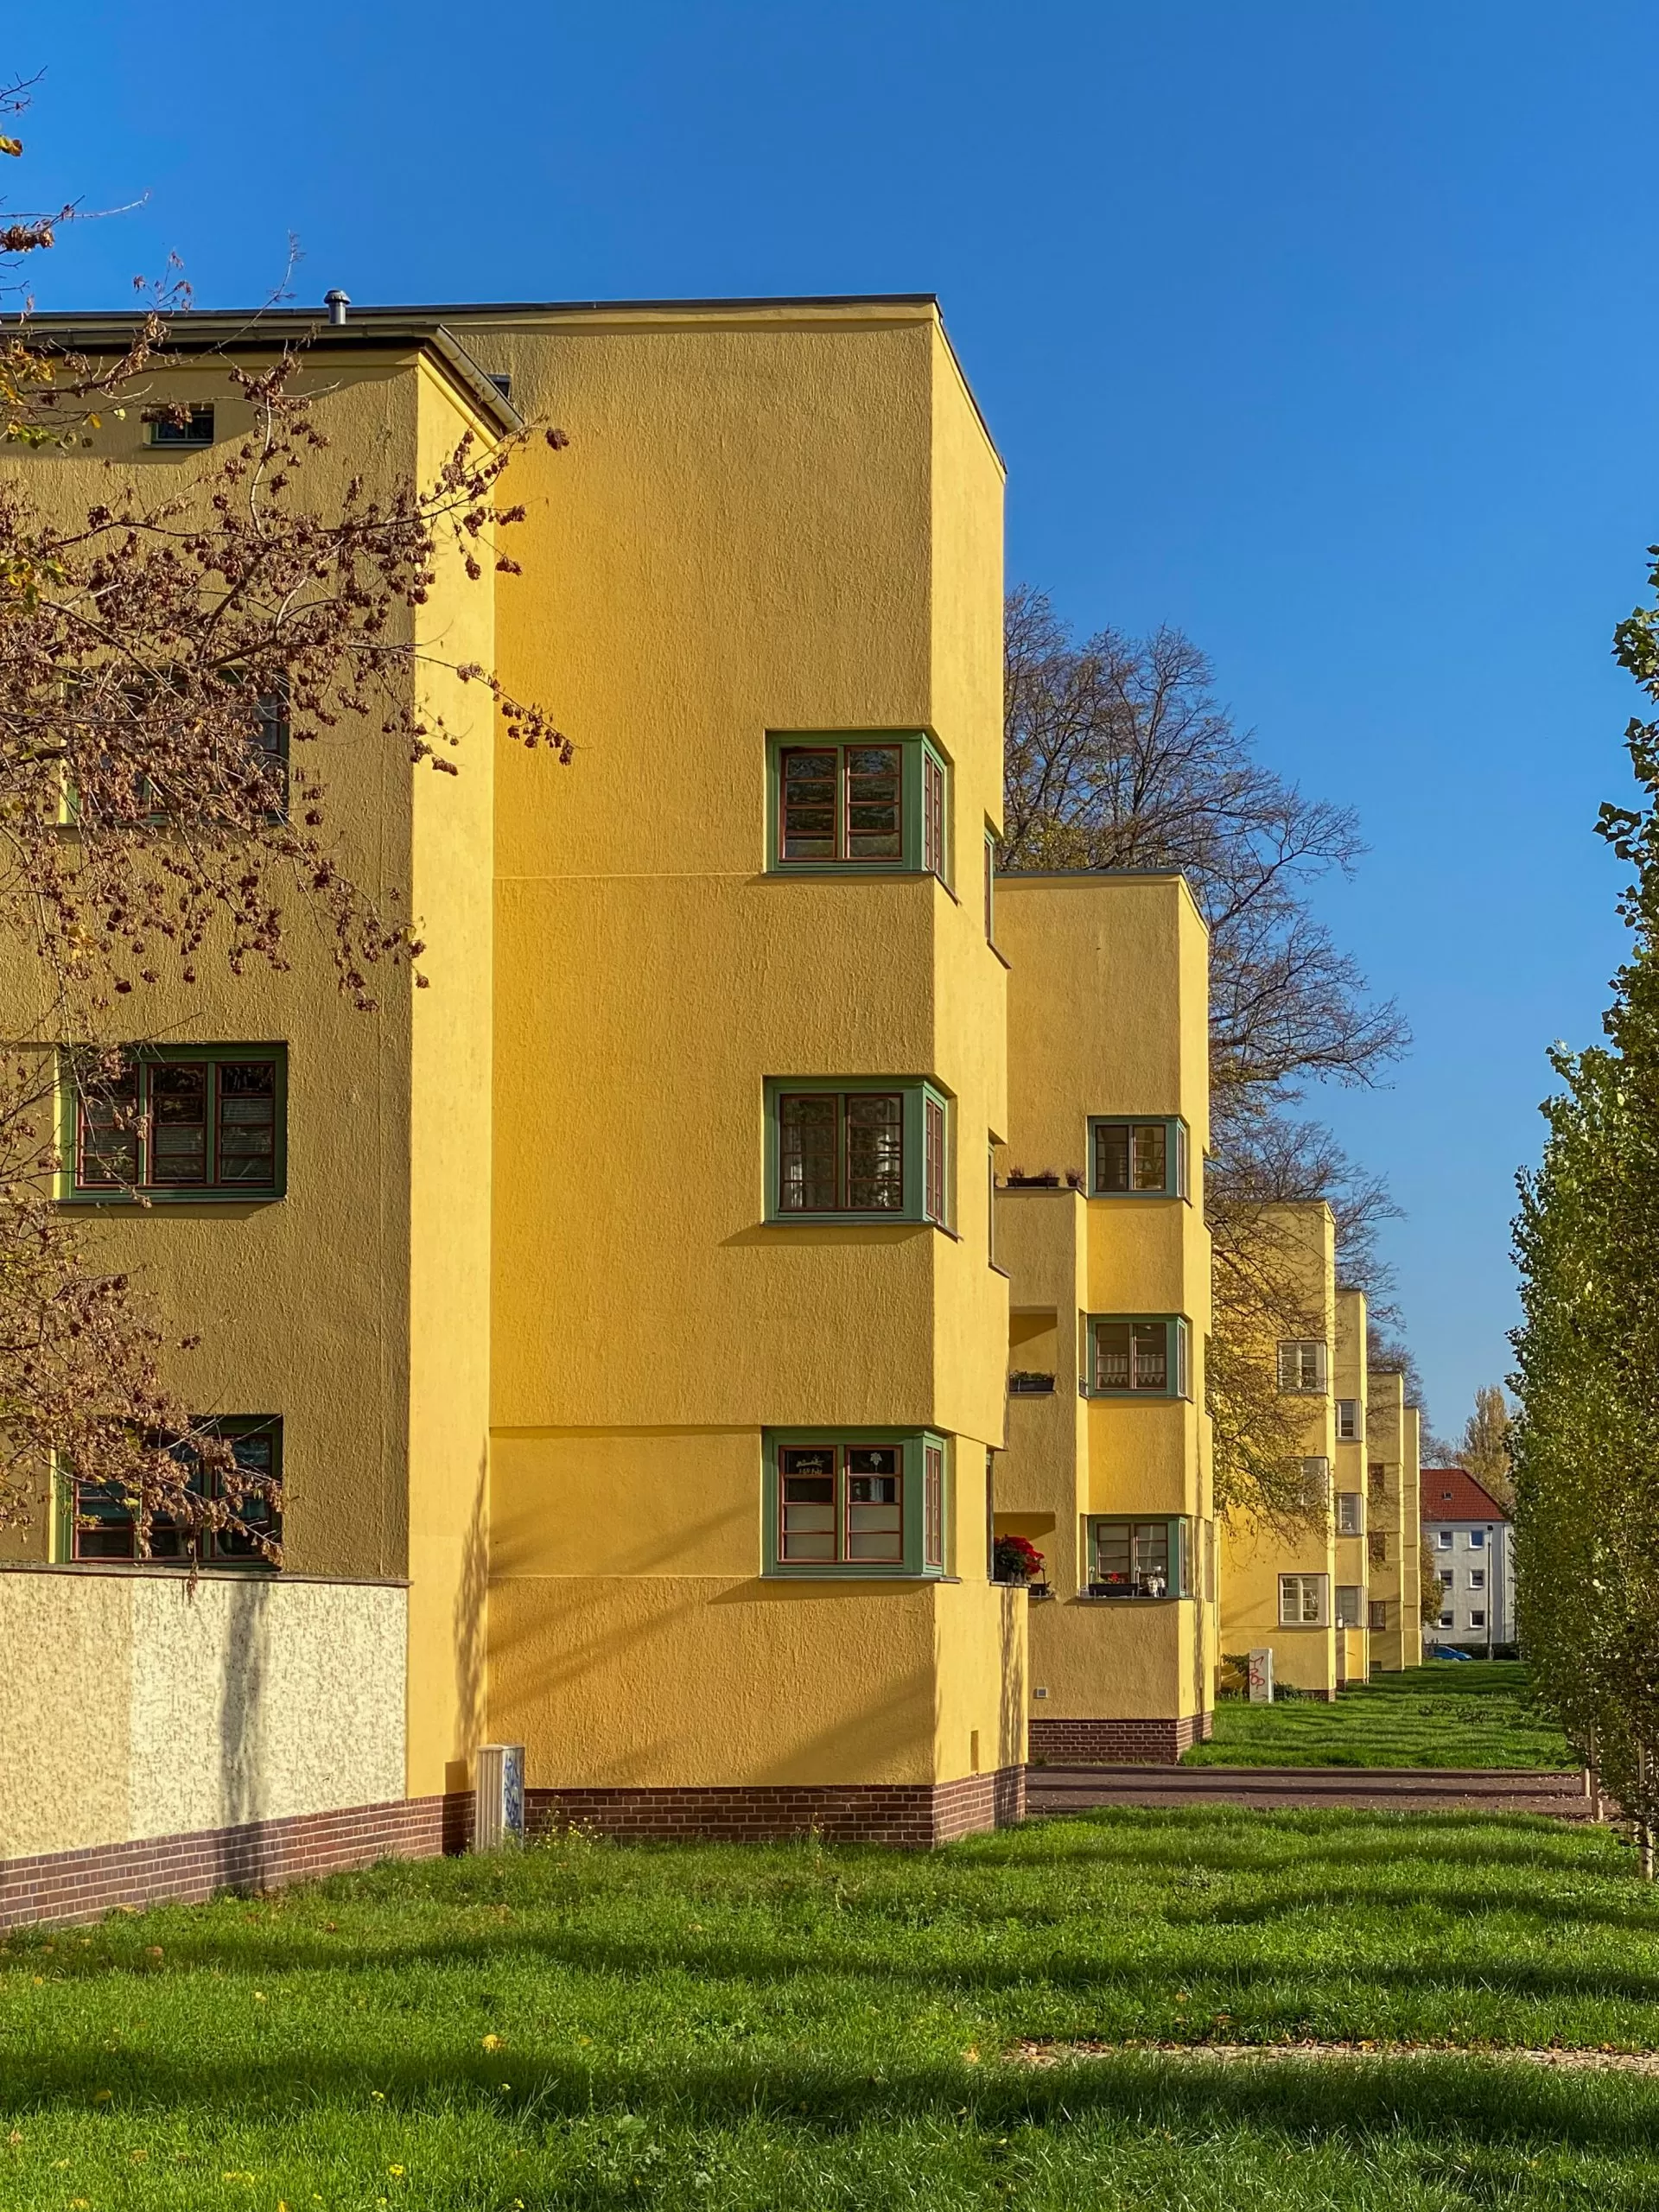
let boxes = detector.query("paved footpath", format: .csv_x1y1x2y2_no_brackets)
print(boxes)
1027,1764,1592,1818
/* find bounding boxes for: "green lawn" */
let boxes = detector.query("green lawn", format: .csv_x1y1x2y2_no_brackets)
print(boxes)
1184,1661,1577,1769
5,1808,1659,2207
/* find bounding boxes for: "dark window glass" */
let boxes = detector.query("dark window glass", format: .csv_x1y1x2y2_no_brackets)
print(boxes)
77,1062,140,1187
1095,1123,1130,1192
72,1421,280,1566
151,1061,208,1185
844,747,903,859
778,1094,838,1212
149,405,214,447
218,1062,277,1184
1131,1124,1166,1191
779,749,839,861
844,1093,904,1211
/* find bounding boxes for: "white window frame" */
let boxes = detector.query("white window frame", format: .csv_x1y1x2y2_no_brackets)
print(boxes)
1277,1340,1327,1394
1335,1584,1363,1628
1468,1567,1485,1591
1438,1610,1455,1629
1278,1572,1329,1627
1336,1398,1361,1440
1470,1609,1487,1630
1434,1529,1452,1551
1469,1529,1486,1549
1336,1491,1363,1536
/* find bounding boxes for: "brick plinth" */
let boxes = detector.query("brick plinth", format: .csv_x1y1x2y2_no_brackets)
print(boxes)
0,1767,1030,1929
0,1792,473,1933
1029,1712,1212,1766
527,1765,1027,1849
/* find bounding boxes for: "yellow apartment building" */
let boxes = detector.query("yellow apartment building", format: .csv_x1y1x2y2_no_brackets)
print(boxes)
0,291,1030,1922
1363,1374,1425,1671
1217,1203,1342,1698
0,289,1428,1924
991,874,1217,1761
1332,1286,1371,1687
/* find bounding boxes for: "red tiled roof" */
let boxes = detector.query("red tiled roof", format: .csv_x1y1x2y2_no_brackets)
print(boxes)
1421,1466,1510,1523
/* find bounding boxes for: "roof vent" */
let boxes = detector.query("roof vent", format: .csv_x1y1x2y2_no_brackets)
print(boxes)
324,289,351,327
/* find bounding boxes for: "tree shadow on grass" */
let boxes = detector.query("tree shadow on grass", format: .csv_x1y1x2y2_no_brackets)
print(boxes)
7,2042,1659,2159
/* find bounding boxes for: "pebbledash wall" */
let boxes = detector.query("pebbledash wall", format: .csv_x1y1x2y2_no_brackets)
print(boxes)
0,1570,410,1923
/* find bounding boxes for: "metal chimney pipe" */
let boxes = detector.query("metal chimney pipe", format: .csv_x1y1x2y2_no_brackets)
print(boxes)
324,289,350,327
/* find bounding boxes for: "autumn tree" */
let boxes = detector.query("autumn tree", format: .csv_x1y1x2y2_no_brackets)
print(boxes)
0,93,565,1554
1457,1383,1514,1507
1002,587,1411,1524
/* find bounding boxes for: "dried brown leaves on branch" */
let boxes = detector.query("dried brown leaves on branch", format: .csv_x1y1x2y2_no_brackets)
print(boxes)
1003,587,1413,1528
0,108,567,1553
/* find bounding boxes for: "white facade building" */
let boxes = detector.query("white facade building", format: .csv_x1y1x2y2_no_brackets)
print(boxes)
1421,1468,1514,1654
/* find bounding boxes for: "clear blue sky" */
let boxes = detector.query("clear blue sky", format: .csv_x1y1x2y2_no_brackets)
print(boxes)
14,3,1653,1440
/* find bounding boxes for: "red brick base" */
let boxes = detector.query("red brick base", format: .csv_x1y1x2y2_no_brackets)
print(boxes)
1028,1712,1212,1765
0,1793,472,1933
0,1768,1027,1929
527,1765,1027,1849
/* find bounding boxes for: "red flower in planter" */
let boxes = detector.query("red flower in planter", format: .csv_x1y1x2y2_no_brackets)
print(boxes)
994,1534,1045,1584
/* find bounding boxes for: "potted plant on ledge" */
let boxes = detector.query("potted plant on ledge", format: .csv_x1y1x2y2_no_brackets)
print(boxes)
993,1534,1050,1598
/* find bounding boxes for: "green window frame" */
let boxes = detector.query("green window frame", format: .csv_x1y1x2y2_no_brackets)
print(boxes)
1084,1314,1191,1398
1085,1515,1192,1599
55,1417,282,1569
765,1078,950,1226
60,1045,287,1203
763,1429,949,1579
1087,1116,1188,1198
766,733,951,881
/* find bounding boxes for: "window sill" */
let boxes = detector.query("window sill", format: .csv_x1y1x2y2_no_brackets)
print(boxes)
1079,1389,1190,1404
987,939,1011,969
988,1260,1011,1279
763,1569,959,1583
1075,1592,1185,1605
61,1189,284,1207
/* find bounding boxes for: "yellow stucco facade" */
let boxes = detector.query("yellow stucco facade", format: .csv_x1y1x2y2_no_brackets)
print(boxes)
991,874,1218,1758
0,292,1431,1892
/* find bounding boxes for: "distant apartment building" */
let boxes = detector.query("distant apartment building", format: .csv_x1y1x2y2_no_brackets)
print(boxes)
1421,1468,1513,1652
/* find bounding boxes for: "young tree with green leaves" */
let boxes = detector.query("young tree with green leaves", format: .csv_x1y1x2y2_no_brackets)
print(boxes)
1512,542,1659,1864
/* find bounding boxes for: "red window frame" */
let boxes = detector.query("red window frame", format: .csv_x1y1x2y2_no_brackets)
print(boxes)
923,750,944,877
778,744,905,867
74,1054,281,1195
777,1091,905,1214
924,1095,946,1225
923,1445,944,1571
777,1443,904,1566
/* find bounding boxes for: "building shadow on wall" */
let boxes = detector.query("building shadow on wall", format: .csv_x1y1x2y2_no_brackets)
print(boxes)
213,1577,271,1881
998,1586,1027,1771
448,1451,489,1853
